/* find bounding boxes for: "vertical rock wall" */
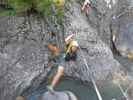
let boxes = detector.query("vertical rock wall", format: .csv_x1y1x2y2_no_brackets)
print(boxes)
0,0,130,100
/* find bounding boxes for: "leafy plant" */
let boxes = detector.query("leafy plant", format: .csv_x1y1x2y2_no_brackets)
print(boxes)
8,0,64,24
8,0,32,13
0,9,15,16
35,0,53,16
56,7,64,24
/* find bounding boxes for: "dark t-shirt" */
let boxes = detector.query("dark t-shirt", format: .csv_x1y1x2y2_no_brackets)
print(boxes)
65,52,77,62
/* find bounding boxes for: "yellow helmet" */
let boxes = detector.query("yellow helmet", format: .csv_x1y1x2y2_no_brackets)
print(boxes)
71,41,79,47
54,0,65,7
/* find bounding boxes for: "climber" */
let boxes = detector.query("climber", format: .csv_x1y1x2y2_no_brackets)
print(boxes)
65,40,79,62
81,0,91,14
47,34,79,93
47,34,75,65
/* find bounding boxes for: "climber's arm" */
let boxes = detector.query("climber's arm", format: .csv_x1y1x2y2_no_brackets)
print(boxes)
82,0,91,11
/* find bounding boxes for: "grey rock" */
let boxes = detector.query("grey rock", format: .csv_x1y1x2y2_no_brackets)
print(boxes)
63,0,121,81
111,5,133,59
0,0,129,100
128,85,133,100
40,91,78,100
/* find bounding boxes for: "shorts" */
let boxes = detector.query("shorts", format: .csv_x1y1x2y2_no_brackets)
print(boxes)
49,54,65,68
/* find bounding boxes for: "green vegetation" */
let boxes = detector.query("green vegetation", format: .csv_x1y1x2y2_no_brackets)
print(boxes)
35,0,53,16
7,0,64,23
8,0,32,13
0,9,15,16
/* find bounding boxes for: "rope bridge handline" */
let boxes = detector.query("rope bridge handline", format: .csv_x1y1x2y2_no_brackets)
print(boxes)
77,43,103,100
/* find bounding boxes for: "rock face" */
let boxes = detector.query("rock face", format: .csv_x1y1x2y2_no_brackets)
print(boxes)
42,92,69,100
128,85,133,100
0,0,128,100
111,7,133,59
63,0,121,81
0,16,51,100
83,0,119,45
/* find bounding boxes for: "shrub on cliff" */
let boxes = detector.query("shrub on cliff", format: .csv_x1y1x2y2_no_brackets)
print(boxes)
8,0,64,19
8,0,32,13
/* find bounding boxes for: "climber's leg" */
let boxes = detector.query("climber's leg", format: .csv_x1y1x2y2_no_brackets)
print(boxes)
81,0,91,13
47,65,64,93
51,65,64,88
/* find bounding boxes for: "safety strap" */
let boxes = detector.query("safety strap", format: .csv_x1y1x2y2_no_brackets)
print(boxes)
65,41,73,55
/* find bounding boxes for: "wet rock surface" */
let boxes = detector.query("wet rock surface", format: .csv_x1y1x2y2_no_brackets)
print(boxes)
0,0,131,100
